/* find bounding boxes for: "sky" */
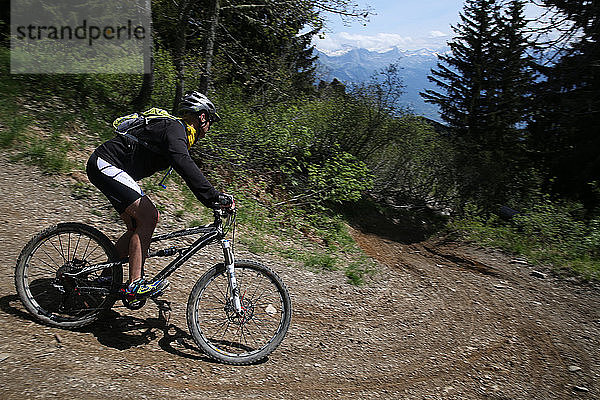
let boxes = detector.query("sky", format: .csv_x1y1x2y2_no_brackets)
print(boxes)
314,0,465,54
313,0,547,55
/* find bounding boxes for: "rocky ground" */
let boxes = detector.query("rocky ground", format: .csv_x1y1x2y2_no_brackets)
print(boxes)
0,154,598,399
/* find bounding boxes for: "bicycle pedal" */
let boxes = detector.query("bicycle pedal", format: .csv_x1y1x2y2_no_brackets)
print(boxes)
122,296,146,310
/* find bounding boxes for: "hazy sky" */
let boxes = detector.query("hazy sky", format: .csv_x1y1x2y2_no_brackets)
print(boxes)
314,0,465,53
314,0,546,54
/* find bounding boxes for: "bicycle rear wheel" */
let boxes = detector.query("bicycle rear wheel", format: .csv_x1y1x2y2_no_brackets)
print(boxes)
15,222,122,329
187,259,292,365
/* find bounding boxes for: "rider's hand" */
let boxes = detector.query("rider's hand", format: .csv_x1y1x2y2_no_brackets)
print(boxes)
217,193,235,211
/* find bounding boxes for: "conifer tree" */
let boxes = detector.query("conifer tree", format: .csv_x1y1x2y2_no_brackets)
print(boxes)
422,0,537,211
421,0,501,211
488,0,539,205
493,0,536,131
531,0,600,210
422,0,500,139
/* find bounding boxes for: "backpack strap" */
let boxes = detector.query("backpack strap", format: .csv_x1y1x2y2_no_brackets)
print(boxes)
121,132,163,154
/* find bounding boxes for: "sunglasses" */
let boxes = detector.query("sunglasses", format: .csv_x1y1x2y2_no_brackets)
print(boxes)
198,112,220,125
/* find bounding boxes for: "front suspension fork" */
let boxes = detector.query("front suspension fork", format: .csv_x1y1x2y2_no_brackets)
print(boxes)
222,239,242,313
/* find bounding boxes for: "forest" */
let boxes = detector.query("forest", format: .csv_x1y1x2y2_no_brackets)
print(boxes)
0,0,599,280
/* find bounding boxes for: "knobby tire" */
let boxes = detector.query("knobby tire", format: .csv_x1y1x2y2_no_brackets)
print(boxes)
186,259,292,365
15,223,122,329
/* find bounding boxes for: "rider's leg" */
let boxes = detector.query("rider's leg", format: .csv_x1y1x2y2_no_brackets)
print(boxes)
122,196,159,282
115,215,135,259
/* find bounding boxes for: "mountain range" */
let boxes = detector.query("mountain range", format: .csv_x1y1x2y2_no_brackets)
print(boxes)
314,47,447,120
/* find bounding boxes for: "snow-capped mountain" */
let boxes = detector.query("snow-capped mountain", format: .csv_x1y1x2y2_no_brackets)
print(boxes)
315,46,447,120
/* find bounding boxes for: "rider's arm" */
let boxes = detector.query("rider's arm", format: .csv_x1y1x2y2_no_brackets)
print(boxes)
163,121,221,208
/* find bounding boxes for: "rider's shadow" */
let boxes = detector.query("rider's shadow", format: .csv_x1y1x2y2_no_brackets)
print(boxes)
0,294,214,362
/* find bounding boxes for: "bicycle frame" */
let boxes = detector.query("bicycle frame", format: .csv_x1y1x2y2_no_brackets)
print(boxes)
63,210,242,311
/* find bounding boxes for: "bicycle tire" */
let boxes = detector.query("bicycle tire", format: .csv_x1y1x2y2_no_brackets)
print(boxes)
15,222,122,329
186,259,292,365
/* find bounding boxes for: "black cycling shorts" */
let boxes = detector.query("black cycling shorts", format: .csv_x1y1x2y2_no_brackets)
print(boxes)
86,152,145,214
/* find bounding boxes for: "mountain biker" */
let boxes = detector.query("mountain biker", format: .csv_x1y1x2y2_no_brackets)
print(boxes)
86,91,234,300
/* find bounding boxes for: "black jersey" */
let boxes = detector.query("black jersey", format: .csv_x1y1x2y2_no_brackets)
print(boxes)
94,118,220,208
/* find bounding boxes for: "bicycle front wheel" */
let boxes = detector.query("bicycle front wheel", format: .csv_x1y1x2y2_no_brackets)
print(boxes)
15,223,122,329
187,259,292,365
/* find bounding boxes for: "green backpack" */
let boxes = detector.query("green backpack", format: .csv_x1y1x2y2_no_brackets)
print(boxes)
113,107,182,135
113,107,182,188
112,107,184,154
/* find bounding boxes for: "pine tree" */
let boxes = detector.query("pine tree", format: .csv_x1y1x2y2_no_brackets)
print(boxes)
422,0,538,211
489,0,539,204
421,0,501,211
422,0,500,140
531,0,600,210
493,0,536,130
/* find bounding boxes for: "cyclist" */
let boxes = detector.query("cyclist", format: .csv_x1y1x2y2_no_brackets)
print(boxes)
86,91,233,300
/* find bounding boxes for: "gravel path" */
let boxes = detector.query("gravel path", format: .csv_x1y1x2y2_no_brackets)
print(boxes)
0,154,598,399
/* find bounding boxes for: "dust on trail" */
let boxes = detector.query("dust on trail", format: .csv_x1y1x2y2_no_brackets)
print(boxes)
0,154,599,399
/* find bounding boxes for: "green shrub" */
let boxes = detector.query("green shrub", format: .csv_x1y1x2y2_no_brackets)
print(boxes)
450,197,600,280
345,258,376,286
304,253,337,272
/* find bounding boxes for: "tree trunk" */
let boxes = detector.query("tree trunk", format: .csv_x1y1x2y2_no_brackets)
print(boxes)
173,55,185,114
200,0,221,94
132,54,154,110
131,0,154,110
172,6,187,114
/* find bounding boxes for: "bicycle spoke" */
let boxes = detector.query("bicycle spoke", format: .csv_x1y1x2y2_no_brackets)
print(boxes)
16,224,121,328
40,247,62,270
67,233,72,260
28,265,57,276
58,234,67,263
208,292,226,306
28,279,55,288
72,233,82,259
81,236,92,261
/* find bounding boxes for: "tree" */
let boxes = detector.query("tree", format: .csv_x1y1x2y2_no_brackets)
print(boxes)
421,0,501,211
422,0,538,212
214,0,320,101
422,0,500,137
530,0,600,211
152,0,372,108
487,0,539,207
151,0,198,112
313,63,407,162
0,0,8,46
494,0,536,130
132,0,154,109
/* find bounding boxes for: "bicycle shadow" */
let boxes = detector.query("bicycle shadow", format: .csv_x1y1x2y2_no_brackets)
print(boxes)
88,310,216,362
0,293,214,363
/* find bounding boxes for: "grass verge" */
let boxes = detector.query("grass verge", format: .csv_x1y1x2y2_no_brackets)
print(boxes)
449,201,600,281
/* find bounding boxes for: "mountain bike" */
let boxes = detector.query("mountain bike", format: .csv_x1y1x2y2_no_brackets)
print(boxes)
14,207,292,365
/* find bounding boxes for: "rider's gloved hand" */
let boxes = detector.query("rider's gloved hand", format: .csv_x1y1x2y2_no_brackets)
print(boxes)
217,193,235,210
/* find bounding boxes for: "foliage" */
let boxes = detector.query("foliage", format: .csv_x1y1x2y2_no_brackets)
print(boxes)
345,256,376,286
423,0,539,212
304,253,337,272
202,88,374,207
450,198,600,281
367,116,457,210
17,131,73,174
3,0,598,285
529,0,600,211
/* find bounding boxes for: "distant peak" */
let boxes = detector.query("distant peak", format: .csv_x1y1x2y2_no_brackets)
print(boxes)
316,46,448,57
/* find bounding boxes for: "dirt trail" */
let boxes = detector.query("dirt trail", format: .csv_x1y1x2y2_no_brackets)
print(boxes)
0,154,599,399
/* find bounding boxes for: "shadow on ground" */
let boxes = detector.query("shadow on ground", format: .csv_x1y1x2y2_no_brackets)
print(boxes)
338,198,448,244
0,293,215,362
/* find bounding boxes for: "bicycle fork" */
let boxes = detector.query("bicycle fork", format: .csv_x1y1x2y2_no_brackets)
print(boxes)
221,239,243,314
